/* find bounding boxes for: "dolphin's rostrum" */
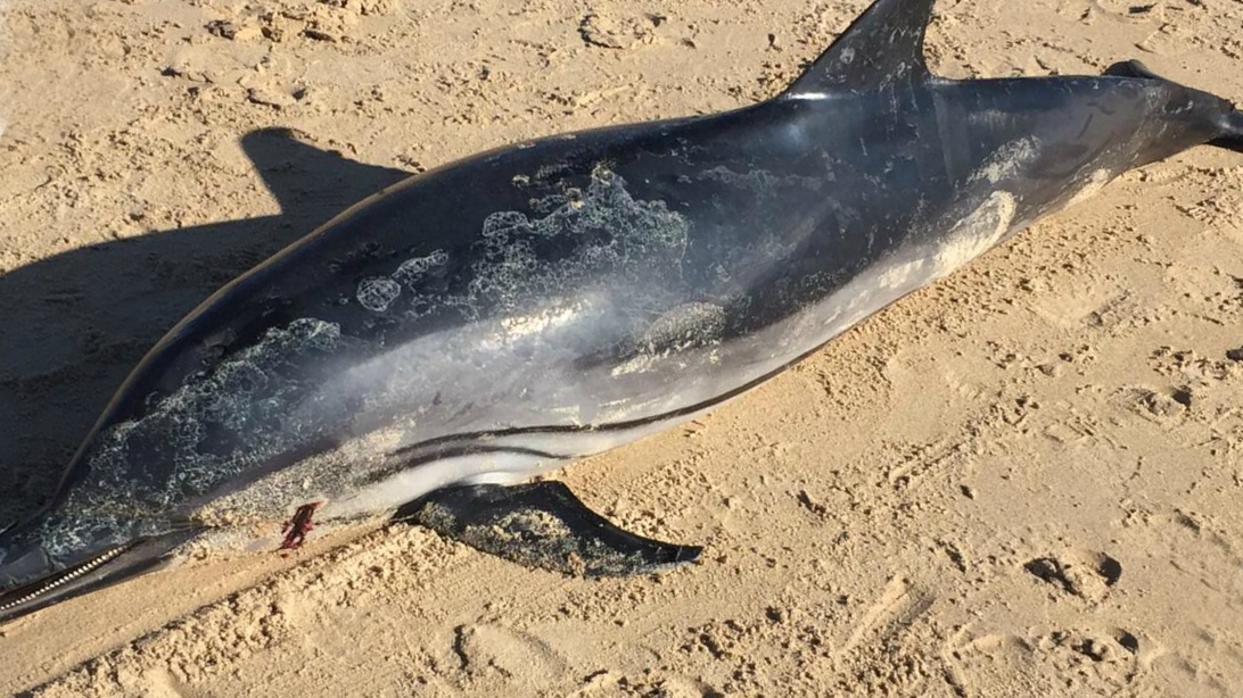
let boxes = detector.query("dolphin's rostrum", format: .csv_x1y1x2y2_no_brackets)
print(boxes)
2,0,1241,622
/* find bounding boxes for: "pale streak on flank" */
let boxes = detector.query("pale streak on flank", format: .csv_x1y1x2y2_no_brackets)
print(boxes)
785,92,833,101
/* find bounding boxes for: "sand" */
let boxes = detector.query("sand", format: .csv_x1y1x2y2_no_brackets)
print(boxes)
1,0,1241,695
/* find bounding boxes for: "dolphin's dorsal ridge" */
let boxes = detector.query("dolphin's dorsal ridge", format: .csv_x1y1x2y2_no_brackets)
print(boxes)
783,0,936,96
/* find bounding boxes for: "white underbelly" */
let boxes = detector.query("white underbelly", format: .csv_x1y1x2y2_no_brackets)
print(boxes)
318,402,717,521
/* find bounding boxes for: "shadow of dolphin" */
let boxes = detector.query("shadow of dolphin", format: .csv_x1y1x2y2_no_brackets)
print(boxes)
0,129,410,527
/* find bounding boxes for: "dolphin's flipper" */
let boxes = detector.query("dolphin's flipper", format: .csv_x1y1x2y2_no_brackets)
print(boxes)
396,482,702,577
784,0,936,95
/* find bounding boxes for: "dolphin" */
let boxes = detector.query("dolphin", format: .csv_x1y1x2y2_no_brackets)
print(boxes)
2,0,1241,623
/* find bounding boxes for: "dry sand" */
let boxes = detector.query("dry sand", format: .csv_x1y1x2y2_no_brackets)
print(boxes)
1,0,1242,695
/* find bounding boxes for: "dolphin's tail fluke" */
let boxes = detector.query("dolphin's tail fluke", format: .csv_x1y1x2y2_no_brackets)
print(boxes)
1210,110,1243,154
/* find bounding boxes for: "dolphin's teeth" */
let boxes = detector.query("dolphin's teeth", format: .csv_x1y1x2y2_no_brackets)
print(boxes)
0,545,128,613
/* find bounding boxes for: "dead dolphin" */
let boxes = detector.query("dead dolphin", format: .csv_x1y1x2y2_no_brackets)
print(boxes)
3,0,1241,623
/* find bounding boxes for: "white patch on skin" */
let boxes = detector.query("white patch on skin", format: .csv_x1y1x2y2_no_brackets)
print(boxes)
392,249,449,287
611,352,663,377
476,300,588,351
786,92,832,101
971,138,1040,184
828,299,879,335
461,471,532,486
931,191,1017,277
610,302,726,377
499,303,582,341
547,405,583,425
876,258,926,291
319,451,560,521
595,396,663,424
1066,169,1113,208
875,192,1017,291
325,402,724,522
356,276,402,312
639,302,726,350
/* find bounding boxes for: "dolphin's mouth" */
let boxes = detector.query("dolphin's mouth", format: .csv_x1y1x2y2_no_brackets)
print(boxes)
0,528,199,624
0,543,135,618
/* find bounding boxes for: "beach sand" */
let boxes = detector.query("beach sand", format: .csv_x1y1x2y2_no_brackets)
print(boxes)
1,0,1241,695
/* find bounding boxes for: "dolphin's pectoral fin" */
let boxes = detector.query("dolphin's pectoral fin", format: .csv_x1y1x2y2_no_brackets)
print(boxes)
396,482,702,577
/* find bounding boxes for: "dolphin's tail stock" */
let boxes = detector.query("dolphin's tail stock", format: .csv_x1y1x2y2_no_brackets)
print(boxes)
1211,110,1243,154
1106,59,1243,154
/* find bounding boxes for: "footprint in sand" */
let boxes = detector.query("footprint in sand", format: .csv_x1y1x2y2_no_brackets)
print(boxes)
1115,384,1193,422
949,628,1141,696
1023,549,1122,603
454,622,568,686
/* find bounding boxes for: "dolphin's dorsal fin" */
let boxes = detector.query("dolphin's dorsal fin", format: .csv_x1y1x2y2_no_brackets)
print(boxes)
783,0,936,96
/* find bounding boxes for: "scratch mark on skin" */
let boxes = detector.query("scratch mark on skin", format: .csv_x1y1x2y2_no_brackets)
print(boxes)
970,138,1040,184
1065,169,1114,208
695,165,823,193
876,191,1017,292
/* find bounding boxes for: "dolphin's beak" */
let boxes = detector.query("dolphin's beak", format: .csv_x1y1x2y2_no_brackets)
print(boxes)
0,532,193,624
